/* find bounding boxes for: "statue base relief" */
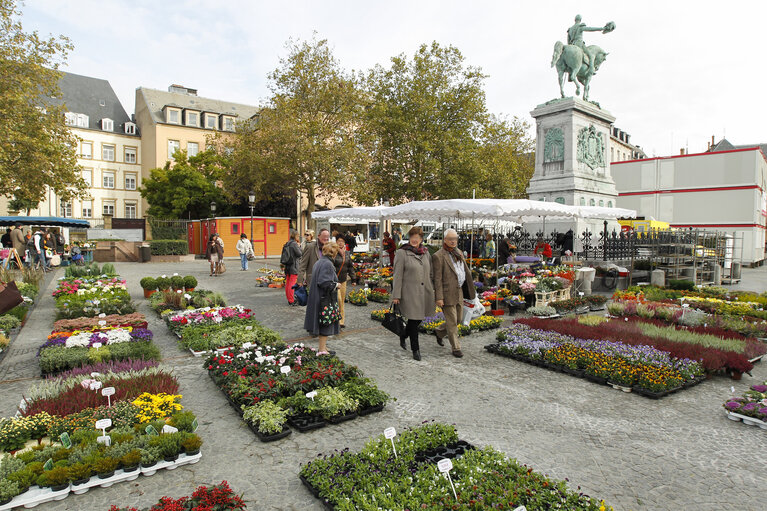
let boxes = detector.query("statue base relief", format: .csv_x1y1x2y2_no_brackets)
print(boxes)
526,97,619,237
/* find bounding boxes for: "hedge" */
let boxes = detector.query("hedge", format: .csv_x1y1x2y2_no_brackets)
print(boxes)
149,240,189,255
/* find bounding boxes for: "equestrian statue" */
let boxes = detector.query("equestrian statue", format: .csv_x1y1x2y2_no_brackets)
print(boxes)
551,15,615,101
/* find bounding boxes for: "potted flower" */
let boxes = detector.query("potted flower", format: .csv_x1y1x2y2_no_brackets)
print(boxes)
242,401,291,442
347,289,368,306
183,276,197,292
140,277,157,299
316,387,359,424
584,294,608,311
527,305,557,317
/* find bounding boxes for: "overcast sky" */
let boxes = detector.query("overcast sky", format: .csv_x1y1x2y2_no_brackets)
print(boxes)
22,0,767,157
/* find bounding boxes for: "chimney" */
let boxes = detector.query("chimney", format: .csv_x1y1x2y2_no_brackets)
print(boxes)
680,148,685,155
711,135,715,147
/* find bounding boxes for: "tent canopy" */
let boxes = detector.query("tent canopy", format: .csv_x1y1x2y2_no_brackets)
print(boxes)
0,216,90,228
311,206,411,223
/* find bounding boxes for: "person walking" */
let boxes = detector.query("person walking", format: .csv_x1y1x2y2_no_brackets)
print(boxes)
297,228,329,287
392,227,435,361
206,234,224,276
236,233,253,271
432,228,476,358
304,241,341,355
483,233,495,259
392,228,401,247
32,228,51,272
498,234,511,266
0,228,10,248
282,229,303,305
344,231,357,253
333,242,356,328
382,231,396,266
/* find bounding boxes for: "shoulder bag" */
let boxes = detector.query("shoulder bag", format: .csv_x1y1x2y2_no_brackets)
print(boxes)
382,303,406,337
0,281,24,315
318,286,340,326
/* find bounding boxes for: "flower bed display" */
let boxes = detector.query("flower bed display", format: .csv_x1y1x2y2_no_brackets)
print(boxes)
177,319,282,354
205,343,391,441
52,313,148,332
516,316,765,375
41,327,153,352
148,289,227,316
108,481,246,510
487,323,705,398
165,306,252,335
299,422,611,510
419,313,501,335
723,381,767,429
0,364,203,508
367,288,390,303
38,340,162,377
53,278,134,319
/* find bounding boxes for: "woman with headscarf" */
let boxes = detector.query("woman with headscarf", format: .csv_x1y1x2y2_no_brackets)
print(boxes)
382,231,396,267
206,234,224,276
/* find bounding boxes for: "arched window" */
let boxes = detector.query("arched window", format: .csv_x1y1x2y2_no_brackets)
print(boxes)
579,197,586,206
607,201,613,208
599,200,604,207
555,197,565,204
589,198,596,206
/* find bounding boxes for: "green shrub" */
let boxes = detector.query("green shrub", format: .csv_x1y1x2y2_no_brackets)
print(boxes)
0,315,21,332
149,240,188,256
180,434,202,453
168,411,197,433
36,466,69,487
315,387,358,420
0,476,21,501
66,462,93,482
120,450,142,468
170,276,184,289
6,468,36,492
183,276,197,289
39,341,161,376
668,279,695,291
93,457,118,476
101,263,117,276
139,277,156,290
242,401,288,435
155,277,170,290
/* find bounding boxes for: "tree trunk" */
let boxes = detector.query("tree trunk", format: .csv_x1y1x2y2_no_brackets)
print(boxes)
306,189,316,231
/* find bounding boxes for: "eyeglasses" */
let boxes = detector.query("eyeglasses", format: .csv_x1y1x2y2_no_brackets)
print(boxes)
444,237,458,242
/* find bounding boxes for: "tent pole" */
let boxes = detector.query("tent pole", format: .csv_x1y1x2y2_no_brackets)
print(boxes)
378,214,383,270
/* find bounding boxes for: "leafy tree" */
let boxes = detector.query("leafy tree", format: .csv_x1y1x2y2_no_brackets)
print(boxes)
222,36,365,225
139,150,229,219
0,0,87,203
355,42,534,204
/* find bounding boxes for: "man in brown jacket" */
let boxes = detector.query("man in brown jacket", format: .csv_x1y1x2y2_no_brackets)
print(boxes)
10,224,26,266
297,228,330,287
432,228,476,358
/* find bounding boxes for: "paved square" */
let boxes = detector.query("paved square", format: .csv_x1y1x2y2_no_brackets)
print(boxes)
1,260,765,510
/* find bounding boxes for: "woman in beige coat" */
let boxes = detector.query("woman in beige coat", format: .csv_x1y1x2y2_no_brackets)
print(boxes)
392,226,435,361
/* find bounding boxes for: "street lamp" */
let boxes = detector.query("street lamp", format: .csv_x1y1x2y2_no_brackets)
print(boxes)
209,201,216,242
248,190,255,249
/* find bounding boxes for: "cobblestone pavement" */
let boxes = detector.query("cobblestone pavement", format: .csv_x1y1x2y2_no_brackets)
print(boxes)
1,259,766,510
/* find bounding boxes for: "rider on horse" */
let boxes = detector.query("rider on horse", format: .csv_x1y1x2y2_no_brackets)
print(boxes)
567,15,605,77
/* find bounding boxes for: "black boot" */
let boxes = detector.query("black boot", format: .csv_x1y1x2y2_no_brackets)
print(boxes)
412,350,421,361
400,337,407,350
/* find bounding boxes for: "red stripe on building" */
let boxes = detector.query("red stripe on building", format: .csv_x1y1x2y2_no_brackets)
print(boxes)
619,185,761,197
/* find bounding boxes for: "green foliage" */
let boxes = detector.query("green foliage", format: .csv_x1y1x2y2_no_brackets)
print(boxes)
0,314,21,332
38,341,161,376
66,462,92,482
222,36,363,219
139,277,156,290
36,466,69,487
92,457,118,475
242,401,288,435
149,240,188,256
147,432,184,458
140,150,229,219
315,387,358,419
0,0,88,203
668,279,696,291
339,378,392,408
64,262,102,278
119,449,141,468
183,275,197,289
101,263,117,276
155,276,170,290
168,411,197,433
180,434,202,453
170,275,184,289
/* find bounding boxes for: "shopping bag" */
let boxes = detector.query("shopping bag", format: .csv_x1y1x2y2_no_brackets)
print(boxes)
318,289,340,326
0,281,24,315
461,295,484,326
218,261,227,274
293,284,308,306
382,304,407,337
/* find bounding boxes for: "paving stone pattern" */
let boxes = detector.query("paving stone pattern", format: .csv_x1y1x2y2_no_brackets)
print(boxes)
1,260,765,510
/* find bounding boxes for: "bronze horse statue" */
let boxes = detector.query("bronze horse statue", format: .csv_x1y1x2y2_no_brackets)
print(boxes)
551,42,608,102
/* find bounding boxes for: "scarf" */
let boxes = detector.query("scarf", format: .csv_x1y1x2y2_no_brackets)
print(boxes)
443,243,463,262
401,243,427,255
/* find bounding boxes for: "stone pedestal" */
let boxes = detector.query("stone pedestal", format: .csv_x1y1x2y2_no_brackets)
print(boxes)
525,97,619,236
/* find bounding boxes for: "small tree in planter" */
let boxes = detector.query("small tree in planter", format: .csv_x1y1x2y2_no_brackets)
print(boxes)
140,277,157,299
170,275,185,291
183,275,197,292
155,276,171,291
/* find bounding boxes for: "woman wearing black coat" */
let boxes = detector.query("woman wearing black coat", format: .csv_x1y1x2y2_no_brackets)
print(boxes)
304,242,340,355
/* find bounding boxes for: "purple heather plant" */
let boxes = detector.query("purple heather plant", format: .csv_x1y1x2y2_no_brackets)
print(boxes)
725,401,741,410
50,358,160,381
751,384,767,393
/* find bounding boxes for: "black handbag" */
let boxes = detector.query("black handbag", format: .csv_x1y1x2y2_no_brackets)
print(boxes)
0,281,24,315
382,303,406,337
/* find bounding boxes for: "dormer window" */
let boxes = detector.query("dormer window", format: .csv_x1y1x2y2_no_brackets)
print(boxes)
124,122,136,135
186,111,199,127
204,113,218,130
65,112,77,126
164,106,181,124
222,116,235,131
101,118,114,131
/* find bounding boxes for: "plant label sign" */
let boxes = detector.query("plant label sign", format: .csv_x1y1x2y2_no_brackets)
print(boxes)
245,326,253,331
89,381,103,391
162,425,178,434
98,320,107,326
92,342,103,349
96,418,112,430
306,391,317,401
384,427,397,458
146,425,159,436
60,432,72,448
242,342,252,349
44,459,53,471
513,507,528,511
97,435,111,446
280,365,291,374
437,459,457,500
102,386,115,407
98,313,106,318
192,418,199,432
90,372,101,378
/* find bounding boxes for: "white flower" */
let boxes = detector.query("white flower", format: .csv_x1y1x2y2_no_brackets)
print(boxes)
161,275,167,278
106,329,132,344
65,333,92,348
173,273,179,276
